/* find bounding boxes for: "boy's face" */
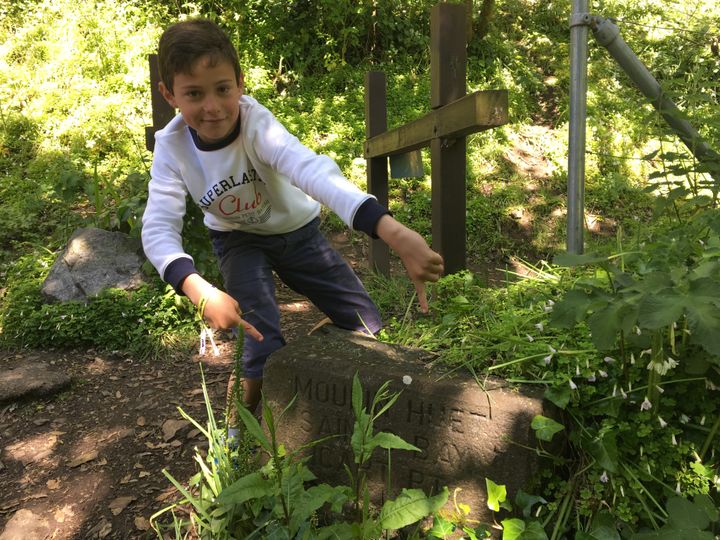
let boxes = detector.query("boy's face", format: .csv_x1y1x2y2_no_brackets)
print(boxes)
160,56,243,144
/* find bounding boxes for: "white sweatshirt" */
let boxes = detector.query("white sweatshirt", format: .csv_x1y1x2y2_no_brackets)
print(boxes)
141,95,376,283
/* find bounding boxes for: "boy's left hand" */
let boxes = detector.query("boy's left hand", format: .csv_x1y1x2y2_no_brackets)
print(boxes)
375,215,444,313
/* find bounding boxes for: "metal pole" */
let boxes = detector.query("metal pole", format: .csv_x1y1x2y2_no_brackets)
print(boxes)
567,1,589,254
591,17,720,179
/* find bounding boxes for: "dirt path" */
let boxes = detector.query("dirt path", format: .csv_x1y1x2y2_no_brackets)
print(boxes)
0,232,367,540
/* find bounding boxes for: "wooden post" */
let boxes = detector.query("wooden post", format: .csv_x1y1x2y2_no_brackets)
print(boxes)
365,71,390,276
145,54,176,152
431,3,468,274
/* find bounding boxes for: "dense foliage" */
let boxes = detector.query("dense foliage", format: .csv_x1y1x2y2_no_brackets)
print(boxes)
0,0,719,537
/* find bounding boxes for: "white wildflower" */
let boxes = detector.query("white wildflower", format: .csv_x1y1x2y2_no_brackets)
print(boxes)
635,326,642,335
620,387,628,399
612,384,617,397
543,354,553,366
600,471,609,483
598,370,608,378
587,373,596,382
548,345,557,354
620,485,625,497
526,334,534,342
675,481,681,494
640,349,652,358
658,416,667,428
640,397,652,411
569,379,577,390
701,416,706,426
535,322,544,332
671,433,677,445
576,364,581,376
640,445,643,457
630,353,635,365
680,414,690,424
402,375,412,385
603,356,615,364
647,463,652,475
707,380,719,391
656,385,664,394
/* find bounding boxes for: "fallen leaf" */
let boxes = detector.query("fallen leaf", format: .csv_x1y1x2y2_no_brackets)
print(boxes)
138,471,150,478
134,516,150,531
46,478,61,490
54,504,75,523
115,391,122,398
67,450,98,468
119,474,132,484
109,495,136,516
162,419,189,441
136,416,146,426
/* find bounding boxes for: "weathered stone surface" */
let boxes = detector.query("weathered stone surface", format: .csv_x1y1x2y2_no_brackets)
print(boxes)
0,509,52,540
263,325,556,523
0,360,72,404
40,227,147,303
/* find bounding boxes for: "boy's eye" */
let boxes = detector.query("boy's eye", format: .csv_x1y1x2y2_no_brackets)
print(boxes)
186,90,202,98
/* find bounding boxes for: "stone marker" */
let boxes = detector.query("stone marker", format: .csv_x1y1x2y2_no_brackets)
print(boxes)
263,325,556,523
41,227,147,303
0,360,72,405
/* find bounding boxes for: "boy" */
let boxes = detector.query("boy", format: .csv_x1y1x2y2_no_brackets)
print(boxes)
141,18,444,414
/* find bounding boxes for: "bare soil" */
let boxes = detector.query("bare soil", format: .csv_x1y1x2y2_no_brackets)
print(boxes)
0,232,369,540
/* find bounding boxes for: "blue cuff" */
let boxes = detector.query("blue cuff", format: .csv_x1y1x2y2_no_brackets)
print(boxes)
352,198,391,239
163,257,198,295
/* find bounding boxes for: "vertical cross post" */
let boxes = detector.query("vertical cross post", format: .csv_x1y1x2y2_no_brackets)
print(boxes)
430,3,468,274
145,54,176,152
365,71,391,276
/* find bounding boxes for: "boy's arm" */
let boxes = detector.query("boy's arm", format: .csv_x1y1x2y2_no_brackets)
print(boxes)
182,273,263,341
375,215,444,313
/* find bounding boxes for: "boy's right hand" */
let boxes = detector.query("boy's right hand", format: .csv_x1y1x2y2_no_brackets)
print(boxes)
182,273,263,341
202,289,264,341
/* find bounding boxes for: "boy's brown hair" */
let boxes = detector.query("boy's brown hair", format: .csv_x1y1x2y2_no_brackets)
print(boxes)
158,18,241,93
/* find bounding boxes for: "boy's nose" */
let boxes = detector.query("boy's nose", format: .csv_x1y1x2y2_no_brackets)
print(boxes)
202,96,221,114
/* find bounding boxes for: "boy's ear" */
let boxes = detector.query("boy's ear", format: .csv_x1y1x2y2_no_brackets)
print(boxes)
158,82,178,109
239,71,245,94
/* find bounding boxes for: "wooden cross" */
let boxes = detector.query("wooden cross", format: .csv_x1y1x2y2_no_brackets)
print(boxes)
364,3,508,276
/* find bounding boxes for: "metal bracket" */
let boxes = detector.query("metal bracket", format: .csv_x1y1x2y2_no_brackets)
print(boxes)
569,13,593,28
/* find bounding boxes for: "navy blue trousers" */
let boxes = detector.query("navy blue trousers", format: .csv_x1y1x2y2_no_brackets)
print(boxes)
211,218,382,378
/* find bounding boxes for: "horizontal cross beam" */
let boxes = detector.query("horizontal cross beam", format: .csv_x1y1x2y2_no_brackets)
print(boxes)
364,89,508,159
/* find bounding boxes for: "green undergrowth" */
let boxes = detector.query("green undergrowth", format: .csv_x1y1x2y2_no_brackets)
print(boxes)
0,249,197,360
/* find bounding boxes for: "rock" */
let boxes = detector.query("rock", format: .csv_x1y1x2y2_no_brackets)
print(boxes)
0,360,72,405
40,227,147,303
0,509,52,540
263,325,560,524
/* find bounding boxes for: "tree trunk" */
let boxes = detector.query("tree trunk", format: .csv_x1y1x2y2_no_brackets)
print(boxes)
476,0,495,40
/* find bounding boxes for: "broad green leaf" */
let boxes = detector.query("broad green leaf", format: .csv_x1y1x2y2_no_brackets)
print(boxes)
554,252,609,267
236,404,271,452
666,496,710,530
217,471,273,505
531,415,565,442
486,478,507,512
316,522,356,539
549,289,596,328
637,290,685,329
686,300,720,355
581,510,621,540
379,487,449,530
585,432,619,473
368,431,421,453
544,384,571,409
501,518,548,540
427,515,455,538
694,494,719,521
291,484,350,531
515,490,547,518
587,301,637,350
